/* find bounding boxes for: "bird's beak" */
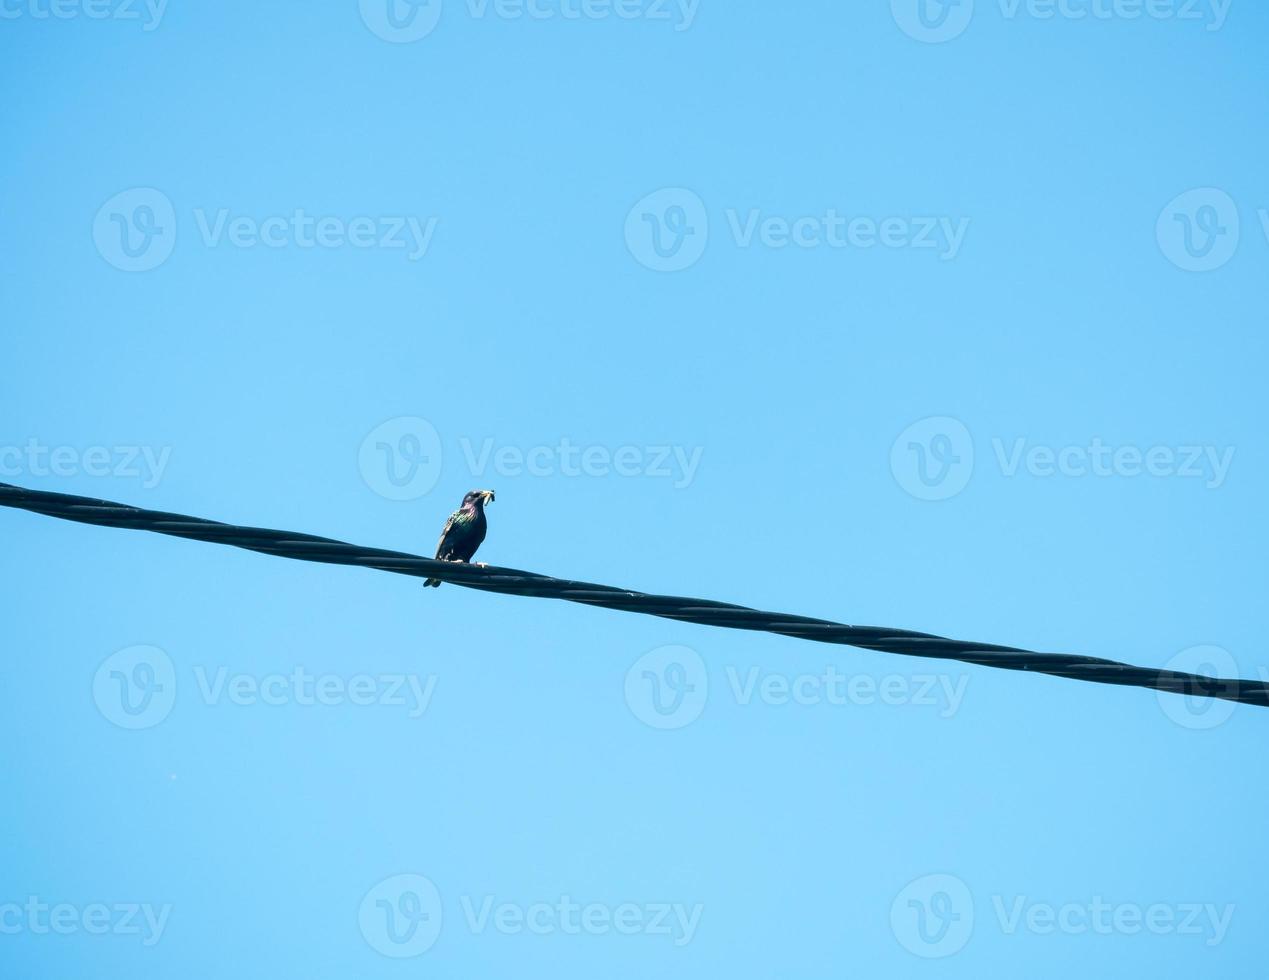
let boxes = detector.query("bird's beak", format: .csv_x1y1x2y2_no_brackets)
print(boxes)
480,490,495,505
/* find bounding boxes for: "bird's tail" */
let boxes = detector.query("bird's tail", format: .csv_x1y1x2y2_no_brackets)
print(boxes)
423,578,441,588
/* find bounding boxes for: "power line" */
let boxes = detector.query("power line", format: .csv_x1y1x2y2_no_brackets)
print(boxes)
2,480,1263,708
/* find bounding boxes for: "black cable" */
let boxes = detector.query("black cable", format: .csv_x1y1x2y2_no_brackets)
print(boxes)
1,481,1262,707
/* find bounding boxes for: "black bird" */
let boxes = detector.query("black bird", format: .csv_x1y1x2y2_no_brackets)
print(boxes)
424,489,495,587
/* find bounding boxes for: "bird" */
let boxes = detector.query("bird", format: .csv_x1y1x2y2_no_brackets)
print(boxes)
424,489,495,587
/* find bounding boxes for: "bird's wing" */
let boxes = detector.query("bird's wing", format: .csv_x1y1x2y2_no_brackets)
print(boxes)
434,512,459,558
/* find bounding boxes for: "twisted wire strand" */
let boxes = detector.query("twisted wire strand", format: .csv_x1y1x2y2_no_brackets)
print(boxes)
2,481,1263,707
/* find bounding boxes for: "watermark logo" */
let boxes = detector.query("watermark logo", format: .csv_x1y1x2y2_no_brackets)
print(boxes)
625,188,710,273
92,645,176,730
890,0,975,43
890,417,974,501
359,0,699,41
893,0,1230,41
891,873,974,958
358,418,705,498
93,647,437,730
359,417,444,501
624,647,966,728
358,876,702,953
92,188,177,273
892,418,1236,500
624,645,708,730
0,0,168,30
92,190,439,271
359,0,444,41
1157,644,1240,730
359,874,443,957
1157,188,1240,272
626,188,970,271
892,873,1235,952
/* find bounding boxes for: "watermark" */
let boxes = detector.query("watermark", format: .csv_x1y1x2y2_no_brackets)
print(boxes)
624,645,709,729
359,0,444,41
890,417,974,501
993,894,1233,945
360,875,444,958
992,438,1234,488
459,437,703,487
623,645,967,730
359,417,444,501
358,0,700,43
0,0,168,30
891,874,974,958
623,188,709,272
91,188,176,272
93,646,177,730
358,873,702,957
891,873,1233,957
92,188,439,272
358,417,704,500
460,895,702,945
891,0,1230,43
1157,187,1240,272
0,439,171,489
1156,644,1241,730
724,209,969,259
625,188,969,272
724,666,967,717
191,666,435,716
891,416,1235,500
0,898,171,946
92,645,436,730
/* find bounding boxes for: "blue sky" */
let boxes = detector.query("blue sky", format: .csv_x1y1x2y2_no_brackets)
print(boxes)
2,1,1267,977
